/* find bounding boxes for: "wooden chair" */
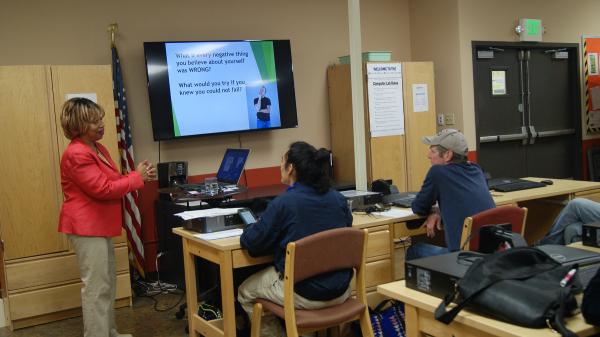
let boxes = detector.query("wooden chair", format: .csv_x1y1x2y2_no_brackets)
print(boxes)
250,227,374,337
460,206,528,252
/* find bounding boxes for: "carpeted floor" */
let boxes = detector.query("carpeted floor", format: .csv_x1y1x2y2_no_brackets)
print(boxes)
0,293,189,337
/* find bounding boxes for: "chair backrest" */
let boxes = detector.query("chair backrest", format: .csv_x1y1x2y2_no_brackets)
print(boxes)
291,227,365,283
461,206,528,252
270,227,371,337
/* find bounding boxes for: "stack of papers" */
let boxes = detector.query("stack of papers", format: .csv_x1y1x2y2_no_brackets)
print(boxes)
340,190,381,197
194,228,244,240
372,208,414,218
175,208,242,220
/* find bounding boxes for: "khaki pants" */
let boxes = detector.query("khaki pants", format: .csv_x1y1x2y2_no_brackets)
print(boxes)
238,266,350,337
69,235,121,337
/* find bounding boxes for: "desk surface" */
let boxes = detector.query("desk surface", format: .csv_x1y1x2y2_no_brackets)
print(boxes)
492,177,600,205
171,209,415,251
570,241,600,254
172,177,600,251
378,280,599,337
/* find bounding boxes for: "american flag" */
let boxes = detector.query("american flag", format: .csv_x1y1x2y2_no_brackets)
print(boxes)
112,46,145,278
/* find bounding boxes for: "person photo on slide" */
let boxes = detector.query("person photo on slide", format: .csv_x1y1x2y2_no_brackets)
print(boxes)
253,86,271,128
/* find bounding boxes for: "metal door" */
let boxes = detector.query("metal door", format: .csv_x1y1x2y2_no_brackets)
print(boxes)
473,42,582,179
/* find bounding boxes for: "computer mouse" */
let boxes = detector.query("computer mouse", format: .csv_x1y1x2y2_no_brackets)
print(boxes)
540,179,553,185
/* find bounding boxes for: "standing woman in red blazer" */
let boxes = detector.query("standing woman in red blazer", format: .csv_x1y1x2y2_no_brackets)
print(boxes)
58,98,156,337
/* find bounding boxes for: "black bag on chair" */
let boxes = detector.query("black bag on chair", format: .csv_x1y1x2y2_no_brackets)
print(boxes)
435,247,582,337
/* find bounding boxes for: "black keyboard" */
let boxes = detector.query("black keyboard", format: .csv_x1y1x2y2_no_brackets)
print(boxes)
383,192,417,208
490,180,546,192
179,183,206,191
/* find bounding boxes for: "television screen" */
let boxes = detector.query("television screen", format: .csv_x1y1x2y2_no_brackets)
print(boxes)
144,40,298,140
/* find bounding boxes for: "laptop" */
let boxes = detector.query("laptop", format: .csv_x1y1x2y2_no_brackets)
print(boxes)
181,148,250,191
215,148,250,186
487,178,546,192
383,192,418,208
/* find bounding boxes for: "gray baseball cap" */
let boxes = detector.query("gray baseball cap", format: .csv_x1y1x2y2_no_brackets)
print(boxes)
422,129,468,155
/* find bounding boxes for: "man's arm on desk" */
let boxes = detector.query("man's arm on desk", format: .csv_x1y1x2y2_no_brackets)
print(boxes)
411,167,439,215
240,198,282,257
412,168,443,237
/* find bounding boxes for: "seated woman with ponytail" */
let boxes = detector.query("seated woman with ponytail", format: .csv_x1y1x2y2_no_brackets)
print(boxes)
238,141,353,337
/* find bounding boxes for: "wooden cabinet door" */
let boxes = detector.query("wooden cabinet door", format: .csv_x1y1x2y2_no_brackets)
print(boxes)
0,66,68,259
403,62,436,191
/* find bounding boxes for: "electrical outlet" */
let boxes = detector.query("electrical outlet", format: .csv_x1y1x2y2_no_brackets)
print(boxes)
437,114,445,126
444,113,455,125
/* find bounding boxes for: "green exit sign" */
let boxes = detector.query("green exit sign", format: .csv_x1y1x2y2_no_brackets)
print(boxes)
525,19,541,35
519,18,543,41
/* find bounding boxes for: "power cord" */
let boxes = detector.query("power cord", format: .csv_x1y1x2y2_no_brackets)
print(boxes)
134,252,184,312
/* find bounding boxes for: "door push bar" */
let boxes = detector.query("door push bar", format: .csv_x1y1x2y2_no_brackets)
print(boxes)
479,127,575,144
537,128,575,138
479,127,529,143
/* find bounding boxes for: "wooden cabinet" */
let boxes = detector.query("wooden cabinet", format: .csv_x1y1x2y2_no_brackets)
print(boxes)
0,66,65,260
327,62,436,191
0,65,131,329
350,225,394,307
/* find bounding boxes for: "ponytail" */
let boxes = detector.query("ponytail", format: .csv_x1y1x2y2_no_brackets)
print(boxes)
285,141,332,194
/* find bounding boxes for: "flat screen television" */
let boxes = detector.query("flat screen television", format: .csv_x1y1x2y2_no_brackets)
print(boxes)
144,40,298,140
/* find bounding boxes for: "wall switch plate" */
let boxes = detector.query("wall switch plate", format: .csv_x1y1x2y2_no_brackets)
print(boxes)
437,114,445,126
444,113,455,125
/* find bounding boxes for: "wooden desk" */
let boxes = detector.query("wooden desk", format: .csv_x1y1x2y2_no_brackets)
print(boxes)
569,241,600,254
491,177,600,206
378,280,600,337
172,178,600,337
173,228,272,337
491,178,600,243
172,212,424,337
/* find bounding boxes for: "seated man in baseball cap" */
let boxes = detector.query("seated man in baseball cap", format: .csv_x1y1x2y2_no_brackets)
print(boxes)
407,129,495,260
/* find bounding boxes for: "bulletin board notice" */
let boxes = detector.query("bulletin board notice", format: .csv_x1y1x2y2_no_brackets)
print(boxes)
366,63,404,137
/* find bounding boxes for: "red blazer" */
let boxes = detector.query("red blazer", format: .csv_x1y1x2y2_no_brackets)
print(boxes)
58,138,144,237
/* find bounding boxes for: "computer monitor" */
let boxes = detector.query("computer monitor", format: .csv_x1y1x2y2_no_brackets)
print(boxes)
216,148,250,184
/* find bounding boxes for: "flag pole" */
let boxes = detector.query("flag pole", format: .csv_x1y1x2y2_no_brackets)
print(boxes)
109,23,147,278
108,23,118,47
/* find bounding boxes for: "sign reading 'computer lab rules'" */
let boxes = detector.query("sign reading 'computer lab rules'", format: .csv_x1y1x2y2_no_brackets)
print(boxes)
366,63,404,137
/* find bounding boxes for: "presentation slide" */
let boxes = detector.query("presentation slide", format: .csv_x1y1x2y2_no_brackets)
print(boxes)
165,41,281,137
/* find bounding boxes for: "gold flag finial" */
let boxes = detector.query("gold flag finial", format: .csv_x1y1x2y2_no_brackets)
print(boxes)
108,23,118,47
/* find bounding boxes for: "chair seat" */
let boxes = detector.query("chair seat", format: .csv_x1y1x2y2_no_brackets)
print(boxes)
256,298,366,329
